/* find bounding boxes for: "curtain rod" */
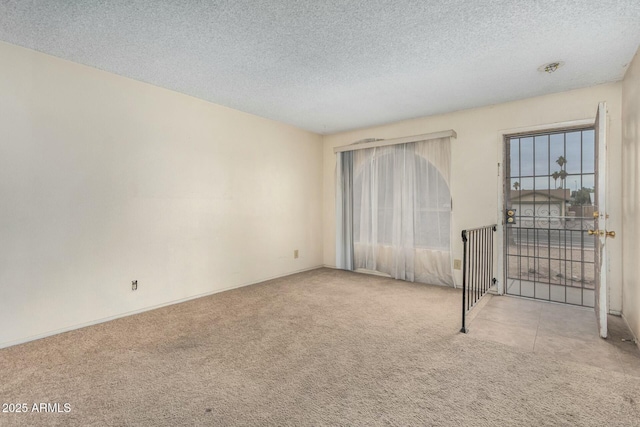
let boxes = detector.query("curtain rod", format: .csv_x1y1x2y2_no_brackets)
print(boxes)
333,129,457,154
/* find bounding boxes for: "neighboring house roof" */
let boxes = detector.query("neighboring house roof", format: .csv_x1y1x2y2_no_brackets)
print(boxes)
510,189,570,202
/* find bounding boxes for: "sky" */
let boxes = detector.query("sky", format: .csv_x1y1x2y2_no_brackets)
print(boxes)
508,129,595,192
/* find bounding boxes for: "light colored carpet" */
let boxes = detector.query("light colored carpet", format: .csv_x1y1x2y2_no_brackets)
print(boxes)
1,268,639,426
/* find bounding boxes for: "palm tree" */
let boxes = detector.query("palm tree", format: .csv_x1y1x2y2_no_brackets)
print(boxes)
558,170,568,190
513,181,520,190
556,156,567,169
555,156,568,188
551,171,560,188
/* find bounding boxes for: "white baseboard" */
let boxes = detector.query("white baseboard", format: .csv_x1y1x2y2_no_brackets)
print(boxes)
621,312,640,350
0,265,324,350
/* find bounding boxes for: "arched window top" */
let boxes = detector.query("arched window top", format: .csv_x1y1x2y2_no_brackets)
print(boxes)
352,140,451,188
352,143,451,250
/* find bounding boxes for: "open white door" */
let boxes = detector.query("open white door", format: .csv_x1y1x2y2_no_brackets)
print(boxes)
594,102,608,339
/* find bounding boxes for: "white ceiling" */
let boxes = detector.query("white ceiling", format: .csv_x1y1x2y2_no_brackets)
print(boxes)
1,1,639,134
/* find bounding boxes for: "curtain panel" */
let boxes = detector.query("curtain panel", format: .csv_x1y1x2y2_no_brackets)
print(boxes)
335,151,354,270
336,137,453,286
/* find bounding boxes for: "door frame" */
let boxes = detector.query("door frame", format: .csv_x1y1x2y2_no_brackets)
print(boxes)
495,118,595,296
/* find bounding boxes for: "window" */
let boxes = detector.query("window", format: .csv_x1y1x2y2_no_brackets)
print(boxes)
352,146,450,250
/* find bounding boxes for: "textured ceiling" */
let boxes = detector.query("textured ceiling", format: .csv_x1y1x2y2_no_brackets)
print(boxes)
1,1,639,134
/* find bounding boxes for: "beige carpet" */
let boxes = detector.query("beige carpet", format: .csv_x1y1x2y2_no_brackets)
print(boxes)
1,268,639,426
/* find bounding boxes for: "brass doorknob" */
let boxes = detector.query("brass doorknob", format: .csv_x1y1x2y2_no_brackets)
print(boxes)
588,229,616,238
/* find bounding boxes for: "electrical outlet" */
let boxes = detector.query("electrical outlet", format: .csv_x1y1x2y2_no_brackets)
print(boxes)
453,259,462,270
294,249,299,259
132,280,138,291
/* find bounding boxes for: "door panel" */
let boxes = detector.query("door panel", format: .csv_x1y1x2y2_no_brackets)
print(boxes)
594,102,607,339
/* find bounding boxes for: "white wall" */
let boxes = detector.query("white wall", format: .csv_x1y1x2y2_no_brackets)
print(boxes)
323,83,623,313
1,38,631,348
622,47,640,338
0,41,323,348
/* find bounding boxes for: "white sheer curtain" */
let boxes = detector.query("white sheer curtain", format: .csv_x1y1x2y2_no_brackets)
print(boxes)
342,137,452,286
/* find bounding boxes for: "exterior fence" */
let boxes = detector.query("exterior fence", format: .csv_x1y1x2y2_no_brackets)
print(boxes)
460,224,497,333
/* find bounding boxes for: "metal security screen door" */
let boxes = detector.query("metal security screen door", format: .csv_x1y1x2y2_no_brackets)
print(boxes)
504,125,599,307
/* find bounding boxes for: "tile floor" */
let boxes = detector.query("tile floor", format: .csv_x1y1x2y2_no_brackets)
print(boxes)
506,279,595,307
466,294,640,377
